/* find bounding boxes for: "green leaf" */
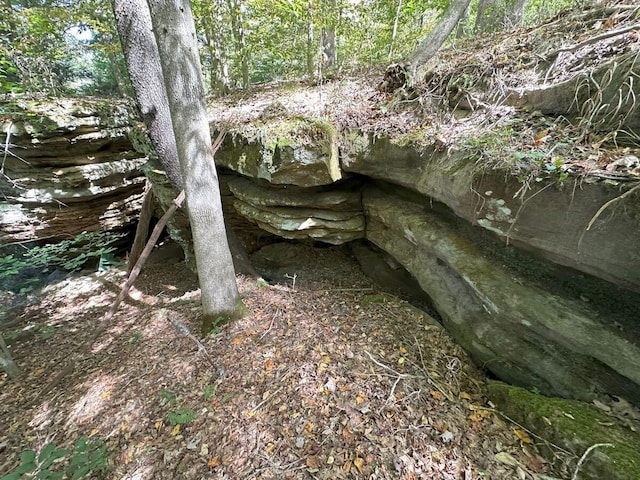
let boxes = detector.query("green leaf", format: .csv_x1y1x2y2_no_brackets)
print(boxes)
69,453,89,467
20,449,37,464
0,473,22,480
40,449,69,470
70,465,91,480
74,436,89,452
38,442,57,462
15,462,37,474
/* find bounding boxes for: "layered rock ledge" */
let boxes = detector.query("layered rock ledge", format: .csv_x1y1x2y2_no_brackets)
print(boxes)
0,98,146,244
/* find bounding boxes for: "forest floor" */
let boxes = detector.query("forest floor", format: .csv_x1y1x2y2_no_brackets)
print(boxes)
0,241,560,480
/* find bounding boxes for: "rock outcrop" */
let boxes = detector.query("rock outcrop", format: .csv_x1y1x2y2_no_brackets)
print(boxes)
0,98,146,244
363,185,640,402
341,133,640,293
214,116,341,187
226,176,364,244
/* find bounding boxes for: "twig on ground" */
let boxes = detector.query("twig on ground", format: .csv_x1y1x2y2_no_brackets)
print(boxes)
250,386,284,414
364,350,421,407
260,307,280,339
161,310,217,368
571,443,614,480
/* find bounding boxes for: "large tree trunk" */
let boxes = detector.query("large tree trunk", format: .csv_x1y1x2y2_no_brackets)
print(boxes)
112,0,182,191
113,0,255,279
147,0,244,334
407,0,472,69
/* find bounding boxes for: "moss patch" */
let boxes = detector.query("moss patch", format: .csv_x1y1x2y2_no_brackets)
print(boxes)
487,381,640,480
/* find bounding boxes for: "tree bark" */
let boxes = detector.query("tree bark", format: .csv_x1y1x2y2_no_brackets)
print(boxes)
113,0,255,279
306,0,315,78
320,0,337,71
147,0,244,334
389,0,403,60
407,0,472,69
476,0,528,33
226,0,249,89
112,0,183,191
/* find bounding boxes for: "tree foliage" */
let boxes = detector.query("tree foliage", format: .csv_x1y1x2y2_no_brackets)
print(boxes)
1,0,581,96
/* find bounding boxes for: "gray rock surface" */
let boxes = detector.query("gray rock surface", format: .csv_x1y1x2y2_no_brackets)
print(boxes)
363,185,640,402
341,132,640,292
226,176,364,244
214,117,341,187
0,98,146,243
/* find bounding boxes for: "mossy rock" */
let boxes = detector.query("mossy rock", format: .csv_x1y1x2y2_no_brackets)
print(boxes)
487,381,640,480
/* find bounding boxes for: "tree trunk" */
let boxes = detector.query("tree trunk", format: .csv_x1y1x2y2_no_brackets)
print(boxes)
113,0,255,280
203,4,231,96
476,0,527,33
389,0,403,60
226,0,249,89
112,0,183,191
306,0,315,78
505,0,528,28
407,0,472,69
147,0,244,334
320,0,337,71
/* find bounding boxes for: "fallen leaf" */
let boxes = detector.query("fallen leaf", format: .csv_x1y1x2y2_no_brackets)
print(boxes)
398,357,405,365
399,346,408,354
495,451,518,466
306,456,320,469
342,459,352,472
155,421,164,430
355,393,366,405
265,359,275,371
354,457,365,473
232,337,243,345
513,428,532,444
304,422,314,433
207,457,221,467
265,443,276,454
460,392,473,400
327,455,334,465
431,390,444,401
171,424,180,436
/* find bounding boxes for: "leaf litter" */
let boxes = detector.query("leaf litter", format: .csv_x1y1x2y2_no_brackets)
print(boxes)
1,242,554,479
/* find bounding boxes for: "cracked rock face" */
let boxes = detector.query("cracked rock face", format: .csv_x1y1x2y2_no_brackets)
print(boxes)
0,98,146,244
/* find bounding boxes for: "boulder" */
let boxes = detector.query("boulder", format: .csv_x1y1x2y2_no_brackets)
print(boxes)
341,131,640,292
362,185,640,403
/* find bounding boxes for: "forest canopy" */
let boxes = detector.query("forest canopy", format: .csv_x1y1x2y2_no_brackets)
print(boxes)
0,0,575,97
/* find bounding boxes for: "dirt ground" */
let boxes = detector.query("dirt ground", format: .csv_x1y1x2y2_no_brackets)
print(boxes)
1,242,558,479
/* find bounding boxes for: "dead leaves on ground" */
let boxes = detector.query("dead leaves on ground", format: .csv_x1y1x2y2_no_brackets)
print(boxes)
1,245,554,479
